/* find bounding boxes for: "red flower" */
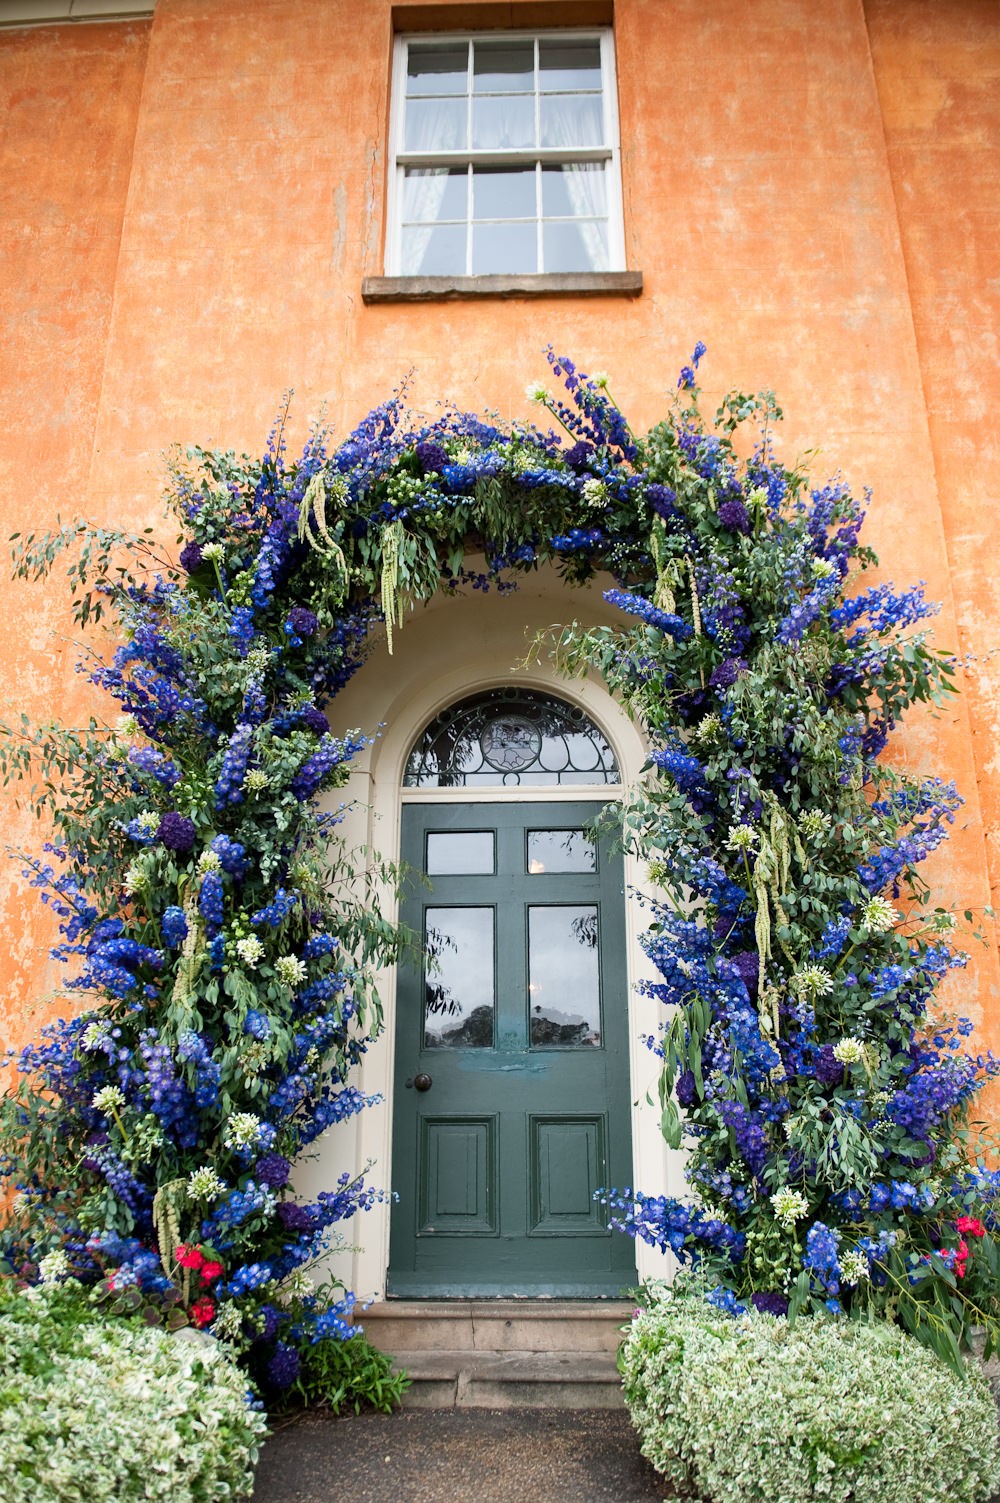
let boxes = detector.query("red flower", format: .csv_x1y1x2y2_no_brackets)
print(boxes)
200,1260,224,1283
956,1216,987,1239
175,1243,205,1271
189,1297,216,1328
954,1237,970,1279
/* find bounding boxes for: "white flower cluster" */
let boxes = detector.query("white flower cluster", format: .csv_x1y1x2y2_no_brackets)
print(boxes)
840,1247,871,1285
789,965,834,1001
770,1186,809,1226
525,380,550,405
725,824,759,853
235,935,265,969
187,1166,227,1202
91,1085,125,1115
810,557,836,579
201,541,225,561
619,1297,1000,1503
582,477,608,506
222,1112,264,1151
275,954,308,988
798,808,832,840
80,1021,112,1051
134,811,160,833
860,896,900,934
244,768,270,792
197,849,222,872
832,1037,865,1066
37,1249,71,1285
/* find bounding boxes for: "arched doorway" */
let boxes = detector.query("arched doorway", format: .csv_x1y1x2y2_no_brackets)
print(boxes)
387,688,636,1297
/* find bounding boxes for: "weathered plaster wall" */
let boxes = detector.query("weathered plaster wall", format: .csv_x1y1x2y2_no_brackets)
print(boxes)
0,19,149,1051
0,0,997,1070
867,0,1000,929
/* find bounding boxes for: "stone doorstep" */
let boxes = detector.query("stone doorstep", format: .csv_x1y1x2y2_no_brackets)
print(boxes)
359,1299,633,1356
389,1349,625,1410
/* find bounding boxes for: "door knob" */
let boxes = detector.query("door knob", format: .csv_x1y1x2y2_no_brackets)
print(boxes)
412,1072,433,1092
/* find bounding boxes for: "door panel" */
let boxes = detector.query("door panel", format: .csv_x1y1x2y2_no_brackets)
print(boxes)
389,801,635,1297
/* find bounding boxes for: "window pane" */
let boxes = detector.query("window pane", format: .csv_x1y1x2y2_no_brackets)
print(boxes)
529,906,600,1047
407,42,469,97
527,830,597,875
424,907,494,1048
543,219,608,273
539,38,602,92
401,222,466,276
426,830,495,875
541,162,607,219
539,93,603,148
472,93,534,149
405,95,467,152
403,168,468,223
472,221,536,275
472,39,533,93
473,166,536,221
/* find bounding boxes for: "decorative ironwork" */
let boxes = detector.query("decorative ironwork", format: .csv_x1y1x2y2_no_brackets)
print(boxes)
403,688,620,787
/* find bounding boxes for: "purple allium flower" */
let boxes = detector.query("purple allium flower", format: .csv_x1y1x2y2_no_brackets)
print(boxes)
646,484,678,520
718,499,752,535
730,951,760,996
276,1201,315,1230
256,1152,292,1190
300,705,329,736
709,656,748,691
562,440,595,473
286,606,318,639
415,440,448,474
750,1291,789,1317
267,1341,301,1389
812,1045,844,1087
157,811,197,853
676,1068,698,1108
179,541,204,573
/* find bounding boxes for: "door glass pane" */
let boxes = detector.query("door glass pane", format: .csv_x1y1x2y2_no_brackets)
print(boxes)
403,167,468,223
473,166,536,221
405,95,467,152
539,38,602,92
424,907,494,1048
472,221,536,275
527,830,596,874
472,39,534,93
426,830,495,875
401,223,466,276
529,905,601,1047
543,220,608,273
539,93,603,148
407,42,469,96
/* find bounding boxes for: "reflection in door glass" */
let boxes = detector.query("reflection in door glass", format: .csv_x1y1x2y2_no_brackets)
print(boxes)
426,830,495,875
528,905,600,1046
526,829,596,874
424,907,495,1048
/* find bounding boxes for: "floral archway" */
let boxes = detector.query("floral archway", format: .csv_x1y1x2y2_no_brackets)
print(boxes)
2,345,997,1388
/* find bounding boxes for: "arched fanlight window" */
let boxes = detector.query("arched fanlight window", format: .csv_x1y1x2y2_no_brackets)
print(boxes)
403,688,620,788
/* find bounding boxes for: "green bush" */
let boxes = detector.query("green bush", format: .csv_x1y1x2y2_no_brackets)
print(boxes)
620,1294,1000,1503
0,1280,267,1502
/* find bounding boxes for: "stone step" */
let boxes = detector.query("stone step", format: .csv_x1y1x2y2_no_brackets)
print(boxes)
385,1348,625,1409
359,1299,632,1356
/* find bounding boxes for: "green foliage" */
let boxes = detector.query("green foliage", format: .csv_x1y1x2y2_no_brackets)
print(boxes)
0,1279,267,1503
267,1325,410,1417
620,1292,1000,1503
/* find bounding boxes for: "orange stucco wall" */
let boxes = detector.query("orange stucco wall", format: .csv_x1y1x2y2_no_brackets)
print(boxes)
0,0,997,1064
0,19,149,1052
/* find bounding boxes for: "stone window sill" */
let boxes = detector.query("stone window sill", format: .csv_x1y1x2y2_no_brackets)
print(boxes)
361,271,643,304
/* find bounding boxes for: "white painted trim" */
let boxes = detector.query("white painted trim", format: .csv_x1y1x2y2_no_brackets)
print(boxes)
294,573,683,1301
0,0,151,26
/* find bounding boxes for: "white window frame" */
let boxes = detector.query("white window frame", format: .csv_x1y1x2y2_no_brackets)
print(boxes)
386,27,626,278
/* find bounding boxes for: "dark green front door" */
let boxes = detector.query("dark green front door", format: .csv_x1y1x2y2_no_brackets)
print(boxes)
388,801,635,1297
